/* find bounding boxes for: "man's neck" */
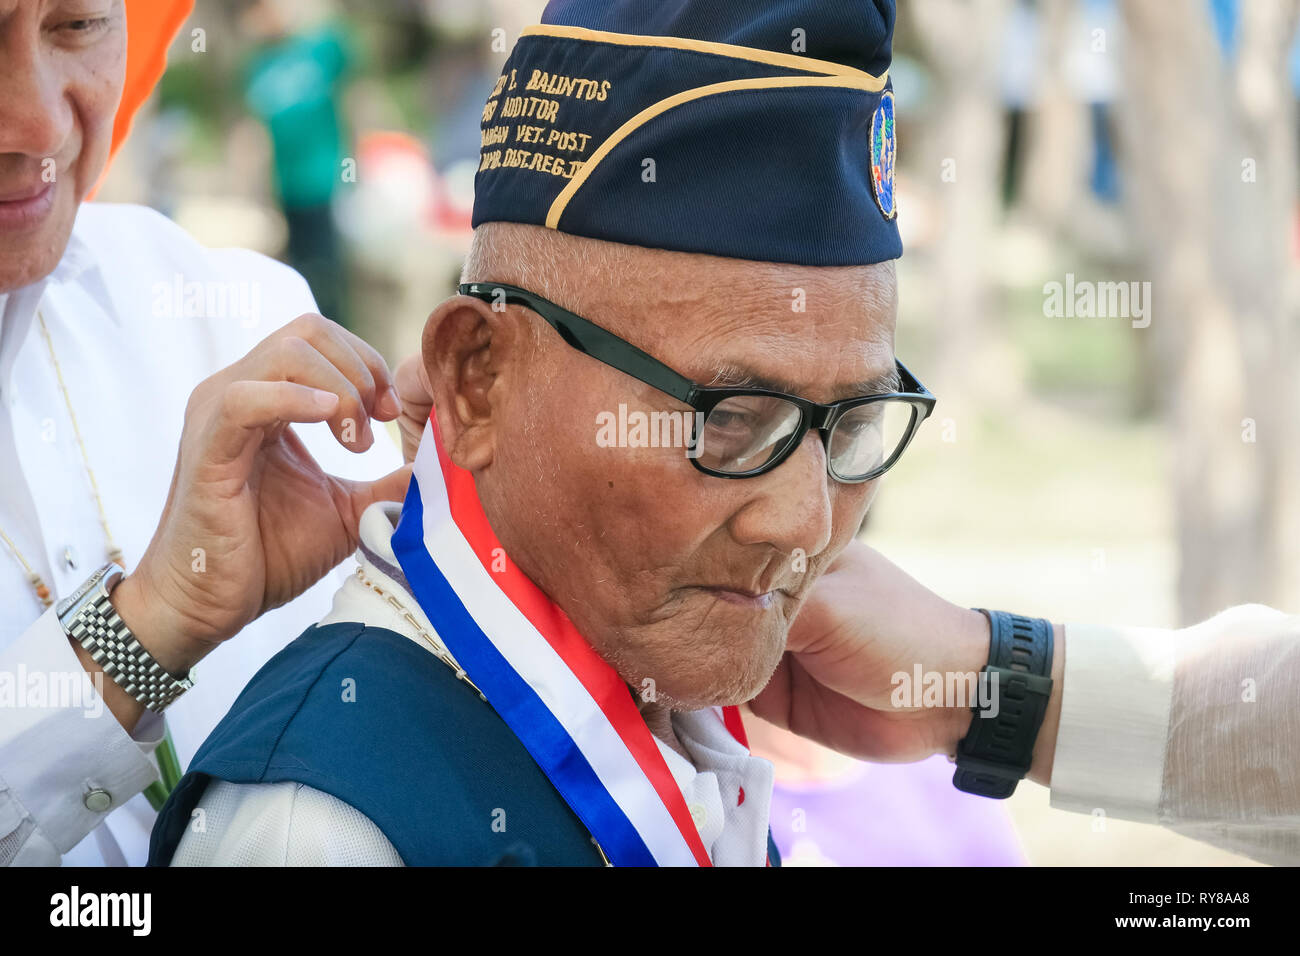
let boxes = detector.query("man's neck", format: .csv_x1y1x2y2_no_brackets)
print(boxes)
632,687,691,762
372,525,696,765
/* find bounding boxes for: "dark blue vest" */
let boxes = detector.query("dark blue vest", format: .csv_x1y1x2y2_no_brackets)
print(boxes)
148,622,781,866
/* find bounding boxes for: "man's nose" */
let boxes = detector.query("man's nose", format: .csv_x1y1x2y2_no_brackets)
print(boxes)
0,40,73,159
726,431,835,560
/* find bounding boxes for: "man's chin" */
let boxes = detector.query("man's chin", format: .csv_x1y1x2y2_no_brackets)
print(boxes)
630,631,788,711
0,207,76,293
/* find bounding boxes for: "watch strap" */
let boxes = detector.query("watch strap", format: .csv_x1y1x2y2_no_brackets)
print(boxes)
59,562,194,713
952,610,1054,799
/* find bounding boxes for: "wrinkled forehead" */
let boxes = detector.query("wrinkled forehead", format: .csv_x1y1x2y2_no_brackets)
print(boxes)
575,248,900,400
465,223,899,399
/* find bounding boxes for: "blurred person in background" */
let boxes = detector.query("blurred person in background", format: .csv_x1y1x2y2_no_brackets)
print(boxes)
240,0,353,327
0,0,404,866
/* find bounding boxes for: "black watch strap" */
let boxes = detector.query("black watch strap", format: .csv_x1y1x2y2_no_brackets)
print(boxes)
952,610,1054,799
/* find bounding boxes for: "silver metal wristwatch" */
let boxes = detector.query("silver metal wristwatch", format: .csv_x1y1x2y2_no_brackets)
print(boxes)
56,561,195,713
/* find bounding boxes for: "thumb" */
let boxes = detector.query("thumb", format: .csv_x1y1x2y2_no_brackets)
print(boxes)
394,352,435,464
342,463,414,522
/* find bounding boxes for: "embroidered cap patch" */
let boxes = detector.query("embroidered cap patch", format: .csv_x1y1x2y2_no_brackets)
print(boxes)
869,90,897,221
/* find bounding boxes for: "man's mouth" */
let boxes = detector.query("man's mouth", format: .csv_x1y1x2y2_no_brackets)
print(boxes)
695,585,781,610
0,181,56,230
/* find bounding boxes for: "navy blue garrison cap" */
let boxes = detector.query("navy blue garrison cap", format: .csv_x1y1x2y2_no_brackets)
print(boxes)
472,0,900,267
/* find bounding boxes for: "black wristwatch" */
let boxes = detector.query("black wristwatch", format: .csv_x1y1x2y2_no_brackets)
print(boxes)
952,610,1054,798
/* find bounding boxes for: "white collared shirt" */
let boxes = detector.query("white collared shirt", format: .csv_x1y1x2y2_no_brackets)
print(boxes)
0,202,402,866
170,501,777,866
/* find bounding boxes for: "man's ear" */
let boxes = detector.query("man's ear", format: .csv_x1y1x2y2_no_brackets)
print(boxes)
420,293,526,472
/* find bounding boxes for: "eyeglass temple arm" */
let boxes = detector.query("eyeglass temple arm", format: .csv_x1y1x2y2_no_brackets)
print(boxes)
896,358,934,403
460,285,934,412
460,283,696,403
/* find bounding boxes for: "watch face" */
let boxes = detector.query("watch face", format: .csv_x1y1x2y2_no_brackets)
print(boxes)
57,562,123,618
57,572,91,617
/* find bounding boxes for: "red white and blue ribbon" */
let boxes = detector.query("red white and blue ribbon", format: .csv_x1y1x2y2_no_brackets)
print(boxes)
391,412,759,866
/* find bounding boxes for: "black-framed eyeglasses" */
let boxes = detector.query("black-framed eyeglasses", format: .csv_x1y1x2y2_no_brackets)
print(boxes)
459,282,936,483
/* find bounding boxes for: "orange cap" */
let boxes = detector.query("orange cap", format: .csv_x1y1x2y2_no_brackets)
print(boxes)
109,0,194,160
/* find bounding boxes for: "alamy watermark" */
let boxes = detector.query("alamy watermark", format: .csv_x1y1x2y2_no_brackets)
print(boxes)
50,886,151,936
595,404,705,457
152,273,262,327
891,665,999,717
0,665,104,718
1042,272,1151,328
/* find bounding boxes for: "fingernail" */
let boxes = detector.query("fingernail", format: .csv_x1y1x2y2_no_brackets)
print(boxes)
314,390,338,410
381,386,401,416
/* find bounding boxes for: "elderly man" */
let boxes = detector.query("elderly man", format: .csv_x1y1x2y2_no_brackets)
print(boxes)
151,0,922,867
0,0,406,867
151,0,1300,867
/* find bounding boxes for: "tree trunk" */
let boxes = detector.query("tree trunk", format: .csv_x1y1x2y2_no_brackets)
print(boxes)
909,0,1011,403
1117,0,1300,623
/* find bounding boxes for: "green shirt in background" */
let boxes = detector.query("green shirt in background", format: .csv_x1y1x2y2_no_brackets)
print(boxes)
244,26,351,210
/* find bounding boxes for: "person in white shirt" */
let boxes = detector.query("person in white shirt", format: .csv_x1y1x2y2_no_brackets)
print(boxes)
0,0,405,865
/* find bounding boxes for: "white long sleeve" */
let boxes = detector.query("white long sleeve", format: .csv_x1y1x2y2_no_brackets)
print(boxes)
0,608,165,865
1050,604,1300,865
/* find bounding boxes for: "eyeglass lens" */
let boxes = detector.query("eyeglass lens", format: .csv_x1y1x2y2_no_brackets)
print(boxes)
692,396,916,479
